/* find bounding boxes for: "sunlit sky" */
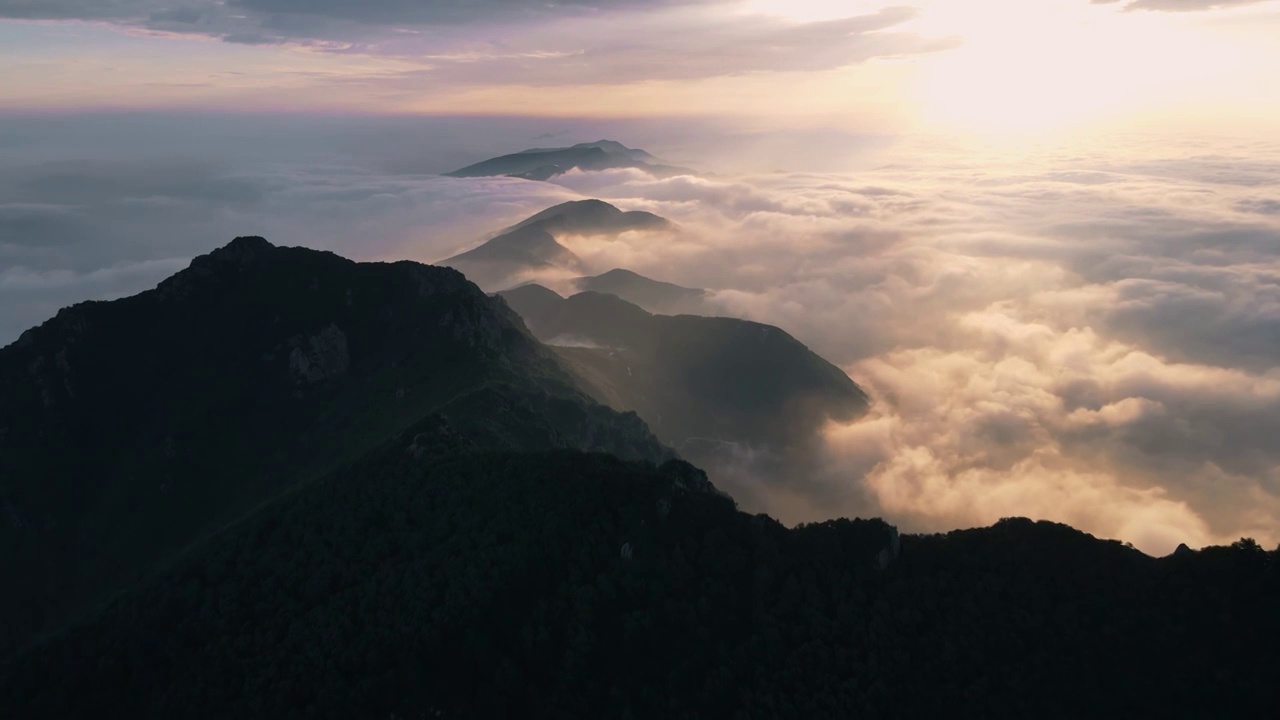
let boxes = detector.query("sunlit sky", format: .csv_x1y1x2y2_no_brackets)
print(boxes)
3,0,1278,136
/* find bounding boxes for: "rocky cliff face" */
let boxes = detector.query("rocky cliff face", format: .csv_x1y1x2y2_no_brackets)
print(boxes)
289,324,350,384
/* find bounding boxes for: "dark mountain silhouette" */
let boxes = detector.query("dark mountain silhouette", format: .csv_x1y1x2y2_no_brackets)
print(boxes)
573,268,707,314
444,140,691,180
499,285,869,483
0,237,1276,719
2,425,1275,718
0,237,669,653
442,200,675,290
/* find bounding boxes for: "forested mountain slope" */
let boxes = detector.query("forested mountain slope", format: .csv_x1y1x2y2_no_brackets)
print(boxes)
2,419,1274,718
0,237,668,652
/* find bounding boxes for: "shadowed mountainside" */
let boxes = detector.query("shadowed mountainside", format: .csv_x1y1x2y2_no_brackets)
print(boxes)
2,425,1275,718
442,199,675,290
0,237,670,653
499,284,869,488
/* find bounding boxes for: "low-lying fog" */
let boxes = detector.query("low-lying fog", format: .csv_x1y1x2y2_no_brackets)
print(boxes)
4,112,1277,555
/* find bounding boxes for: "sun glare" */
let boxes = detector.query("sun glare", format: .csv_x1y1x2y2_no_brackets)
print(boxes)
910,2,1248,136
748,0,1273,138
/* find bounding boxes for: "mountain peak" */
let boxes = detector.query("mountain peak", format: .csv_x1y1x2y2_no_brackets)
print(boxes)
211,235,275,263
506,199,673,237
0,238,672,650
573,140,632,152
573,268,706,314
558,198,615,209
444,141,689,181
595,267,643,279
441,199,674,291
226,234,273,250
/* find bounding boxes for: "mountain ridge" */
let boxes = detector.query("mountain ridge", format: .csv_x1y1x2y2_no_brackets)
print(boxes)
572,268,707,315
499,284,869,497
0,236,671,652
1,236,1277,719
3,435,1274,718
442,199,675,290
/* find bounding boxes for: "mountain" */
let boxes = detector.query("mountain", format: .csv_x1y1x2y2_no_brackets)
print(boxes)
444,140,691,181
573,268,706,315
442,200,675,290
2,431,1275,718
498,286,869,487
443,225,587,287
1,239,1276,719
0,237,670,653
499,199,672,237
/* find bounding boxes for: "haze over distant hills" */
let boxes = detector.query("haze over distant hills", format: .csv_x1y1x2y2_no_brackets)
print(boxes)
572,268,707,315
496,198,673,237
443,140,693,180
500,283,869,488
0,237,668,652
1,233,1276,718
441,199,676,290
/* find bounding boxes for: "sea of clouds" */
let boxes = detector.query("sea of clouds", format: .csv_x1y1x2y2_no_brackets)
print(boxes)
3,112,1277,554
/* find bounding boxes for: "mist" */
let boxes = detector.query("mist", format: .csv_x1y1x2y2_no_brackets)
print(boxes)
3,110,1278,555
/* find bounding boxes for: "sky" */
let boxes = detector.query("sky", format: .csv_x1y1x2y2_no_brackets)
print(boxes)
2,0,1279,131
3,0,1280,554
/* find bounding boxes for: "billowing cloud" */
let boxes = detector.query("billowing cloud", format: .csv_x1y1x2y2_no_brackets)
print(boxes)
536,134,1280,555
4,112,1279,556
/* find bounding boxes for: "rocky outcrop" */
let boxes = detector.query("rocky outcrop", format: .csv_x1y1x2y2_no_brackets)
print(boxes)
289,324,349,384
877,526,902,570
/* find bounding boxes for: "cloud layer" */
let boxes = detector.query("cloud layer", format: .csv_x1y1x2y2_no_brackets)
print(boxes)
3,111,1279,556
540,134,1280,554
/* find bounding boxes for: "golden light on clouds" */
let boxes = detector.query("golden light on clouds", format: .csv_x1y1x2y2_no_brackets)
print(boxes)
3,1,1280,556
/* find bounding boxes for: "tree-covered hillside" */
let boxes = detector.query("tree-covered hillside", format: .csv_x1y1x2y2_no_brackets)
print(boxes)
0,237,668,652
2,418,1275,719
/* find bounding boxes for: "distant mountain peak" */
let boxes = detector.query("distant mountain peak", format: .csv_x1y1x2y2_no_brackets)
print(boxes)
593,267,646,280
440,199,675,291
570,140,656,161
573,268,706,314
504,199,673,236
444,140,691,181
